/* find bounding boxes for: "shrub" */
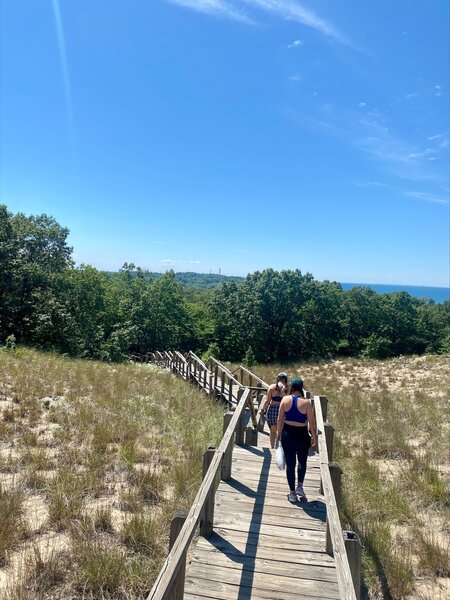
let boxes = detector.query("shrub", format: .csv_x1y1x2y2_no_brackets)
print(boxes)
5,334,16,350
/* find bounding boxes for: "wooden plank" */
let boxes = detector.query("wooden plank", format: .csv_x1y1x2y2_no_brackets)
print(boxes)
221,470,321,489
213,526,327,552
188,555,338,588
213,513,326,535
214,495,326,522
192,538,337,572
195,533,334,567
186,564,340,599
217,482,324,501
184,593,328,600
214,509,327,532
213,514,327,541
184,579,339,600
229,461,322,480
215,488,326,513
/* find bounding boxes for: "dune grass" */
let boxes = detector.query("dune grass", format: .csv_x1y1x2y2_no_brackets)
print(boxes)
0,346,223,598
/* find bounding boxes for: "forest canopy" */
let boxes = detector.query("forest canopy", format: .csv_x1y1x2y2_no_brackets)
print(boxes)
1,205,449,362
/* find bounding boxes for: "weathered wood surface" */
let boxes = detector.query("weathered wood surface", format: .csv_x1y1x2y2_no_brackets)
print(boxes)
143,352,357,599
314,396,356,599
184,429,341,599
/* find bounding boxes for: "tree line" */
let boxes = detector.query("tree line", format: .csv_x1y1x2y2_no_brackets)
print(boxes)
1,205,449,363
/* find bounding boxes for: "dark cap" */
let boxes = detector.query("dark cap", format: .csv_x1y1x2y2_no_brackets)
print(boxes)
290,376,303,387
277,372,288,381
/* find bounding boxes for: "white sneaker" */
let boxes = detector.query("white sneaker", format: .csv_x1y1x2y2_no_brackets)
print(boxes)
288,491,297,503
295,485,305,498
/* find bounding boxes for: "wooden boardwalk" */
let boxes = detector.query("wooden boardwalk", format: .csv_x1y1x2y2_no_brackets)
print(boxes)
184,430,340,600
142,351,360,600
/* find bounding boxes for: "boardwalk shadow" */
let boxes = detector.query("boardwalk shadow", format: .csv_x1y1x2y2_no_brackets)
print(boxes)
208,531,244,560
236,447,272,600
240,445,265,457
226,478,257,498
294,498,327,522
220,448,325,598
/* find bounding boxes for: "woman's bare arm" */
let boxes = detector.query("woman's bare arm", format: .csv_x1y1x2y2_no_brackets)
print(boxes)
277,398,287,440
261,385,274,413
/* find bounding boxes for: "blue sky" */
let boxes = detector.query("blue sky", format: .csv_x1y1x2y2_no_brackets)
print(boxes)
1,0,449,286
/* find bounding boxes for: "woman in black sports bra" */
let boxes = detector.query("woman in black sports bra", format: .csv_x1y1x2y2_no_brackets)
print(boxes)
277,377,317,503
261,372,288,449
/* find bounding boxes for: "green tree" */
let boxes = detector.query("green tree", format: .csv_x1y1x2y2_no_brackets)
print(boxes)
0,207,73,343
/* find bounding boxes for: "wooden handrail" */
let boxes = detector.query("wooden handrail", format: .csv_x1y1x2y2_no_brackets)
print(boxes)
237,365,269,389
314,395,356,600
147,388,251,600
174,350,187,363
187,351,210,373
207,356,242,387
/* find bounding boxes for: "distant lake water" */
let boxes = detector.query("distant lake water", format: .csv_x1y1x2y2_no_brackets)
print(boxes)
340,283,449,303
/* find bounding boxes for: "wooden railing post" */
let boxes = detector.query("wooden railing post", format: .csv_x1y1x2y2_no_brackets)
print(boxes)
256,383,266,432
329,462,342,511
319,395,329,422
326,520,333,555
344,531,362,600
324,423,335,462
221,412,234,480
208,372,213,399
245,424,258,446
168,509,189,600
187,355,191,381
321,462,343,508
200,447,216,537
220,370,225,398
235,388,245,445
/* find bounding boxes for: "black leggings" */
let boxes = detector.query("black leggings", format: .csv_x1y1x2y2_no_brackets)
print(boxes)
281,424,311,491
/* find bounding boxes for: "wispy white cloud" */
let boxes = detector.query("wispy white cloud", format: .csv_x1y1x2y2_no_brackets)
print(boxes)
404,191,449,205
354,112,447,184
165,1,353,46
287,103,448,192
165,0,252,23
288,39,303,48
161,258,175,264
353,180,387,188
406,147,436,160
358,101,366,108
241,0,352,45
428,133,445,141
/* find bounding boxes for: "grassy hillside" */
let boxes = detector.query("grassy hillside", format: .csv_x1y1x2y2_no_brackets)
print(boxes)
250,355,450,600
0,348,223,599
1,348,448,599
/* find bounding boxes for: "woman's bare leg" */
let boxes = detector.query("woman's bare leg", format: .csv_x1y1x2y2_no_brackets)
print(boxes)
270,425,277,449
